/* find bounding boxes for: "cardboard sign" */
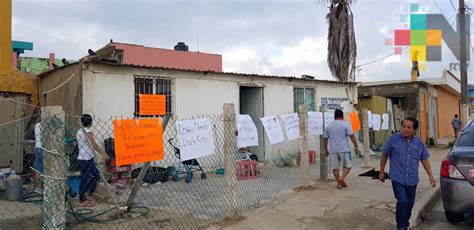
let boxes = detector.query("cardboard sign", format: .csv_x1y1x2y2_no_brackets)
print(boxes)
281,113,300,141
139,94,166,116
176,118,215,161
348,112,361,132
113,119,164,166
236,114,259,148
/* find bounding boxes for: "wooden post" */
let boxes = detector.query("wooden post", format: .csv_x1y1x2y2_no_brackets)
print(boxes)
319,106,327,181
224,103,237,217
41,106,67,230
362,108,371,168
126,116,170,211
299,104,309,187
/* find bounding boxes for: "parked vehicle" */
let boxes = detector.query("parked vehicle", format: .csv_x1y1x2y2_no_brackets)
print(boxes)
441,120,474,223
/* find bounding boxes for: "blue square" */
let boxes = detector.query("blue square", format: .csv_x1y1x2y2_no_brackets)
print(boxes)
410,14,426,30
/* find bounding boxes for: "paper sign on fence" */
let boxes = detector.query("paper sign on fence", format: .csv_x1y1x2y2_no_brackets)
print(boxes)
281,113,300,141
139,94,166,116
236,114,259,148
324,112,335,129
368,111,373,128
308,112,323,135
372,113,381,131
381,113,390,130
348,112,361,132
176,118,215,161
113,119,164,166
259,115,285,144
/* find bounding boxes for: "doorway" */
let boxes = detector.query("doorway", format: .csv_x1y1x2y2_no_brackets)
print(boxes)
239,86,265,161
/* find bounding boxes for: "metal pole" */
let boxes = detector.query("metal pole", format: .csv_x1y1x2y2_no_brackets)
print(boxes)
299,104,309,187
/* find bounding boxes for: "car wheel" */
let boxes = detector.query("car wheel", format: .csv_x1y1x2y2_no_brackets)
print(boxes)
445,211,465,223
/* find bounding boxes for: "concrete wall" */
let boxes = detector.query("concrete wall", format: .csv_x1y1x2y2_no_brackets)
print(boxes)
435,86,460,139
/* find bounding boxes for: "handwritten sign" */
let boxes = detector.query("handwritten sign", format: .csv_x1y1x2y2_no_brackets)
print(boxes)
113,119,164,166
368,111,373,128
372,113,381,131
236,115,259,148
281,113,300,141
259,115,285,144
381,113,390,130
321,97,349,111
176,118,215,161
348,112,361,132
139,94,166,116
308,112,323,135
324,112,335,129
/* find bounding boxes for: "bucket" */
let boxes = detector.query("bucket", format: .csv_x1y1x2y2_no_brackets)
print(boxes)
67,176,80,195
5,177,23,201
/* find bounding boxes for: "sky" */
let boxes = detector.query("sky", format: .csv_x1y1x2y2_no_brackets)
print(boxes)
11,0,474,83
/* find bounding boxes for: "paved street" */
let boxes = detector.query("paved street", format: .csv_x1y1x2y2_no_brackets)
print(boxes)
416,198,474,230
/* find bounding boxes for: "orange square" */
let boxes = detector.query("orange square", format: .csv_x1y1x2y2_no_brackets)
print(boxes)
426,30,442,46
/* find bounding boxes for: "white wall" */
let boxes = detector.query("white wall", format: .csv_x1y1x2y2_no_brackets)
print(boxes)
316,84,356,112
264,84,294,115
175,78,239,118
83,71,135,118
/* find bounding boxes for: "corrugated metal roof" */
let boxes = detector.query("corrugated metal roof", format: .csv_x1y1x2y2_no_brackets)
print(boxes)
39,60,358,85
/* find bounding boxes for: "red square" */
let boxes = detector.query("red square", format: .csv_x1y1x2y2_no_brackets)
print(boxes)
384,38,393,46
394,30,410,45
394,47,403,55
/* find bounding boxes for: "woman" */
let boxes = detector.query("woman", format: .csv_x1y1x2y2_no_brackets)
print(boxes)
76,114,109,207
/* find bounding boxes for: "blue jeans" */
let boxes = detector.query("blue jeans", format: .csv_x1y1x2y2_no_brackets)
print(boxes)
392,180,417,229
77,159,100,203
34,148,44,173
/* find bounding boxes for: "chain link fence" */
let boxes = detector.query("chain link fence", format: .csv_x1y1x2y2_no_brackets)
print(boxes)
0,105,331,229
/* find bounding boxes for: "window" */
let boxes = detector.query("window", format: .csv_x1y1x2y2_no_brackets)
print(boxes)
456,127,474,147
294,87,315,112
134,76,172,117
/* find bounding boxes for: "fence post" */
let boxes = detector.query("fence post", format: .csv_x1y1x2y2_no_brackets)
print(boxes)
41,106,67,230
223,103,237,217
299,104,309,187
319,106,327,181
362,108,371,168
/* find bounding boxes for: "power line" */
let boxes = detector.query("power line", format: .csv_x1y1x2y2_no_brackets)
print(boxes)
450,0,458,15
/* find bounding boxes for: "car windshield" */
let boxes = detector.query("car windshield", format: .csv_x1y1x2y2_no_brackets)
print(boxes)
456,129,474,147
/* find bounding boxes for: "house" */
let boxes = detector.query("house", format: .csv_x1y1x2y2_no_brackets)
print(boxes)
38,60,357,164
358,70,461,144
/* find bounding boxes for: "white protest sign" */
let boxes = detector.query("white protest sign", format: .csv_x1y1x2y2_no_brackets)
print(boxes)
324,112,335,129
381,113,390,130
176,118,215,161
372,113,381,131
281,113,300,141
236,114,259,148
259,115,285,144
368,111,373,128
308,112,324,135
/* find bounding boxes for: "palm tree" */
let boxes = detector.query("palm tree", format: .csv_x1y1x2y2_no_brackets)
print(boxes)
322,0,357,82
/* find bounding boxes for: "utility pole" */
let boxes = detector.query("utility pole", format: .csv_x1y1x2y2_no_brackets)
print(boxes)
459,0,469,123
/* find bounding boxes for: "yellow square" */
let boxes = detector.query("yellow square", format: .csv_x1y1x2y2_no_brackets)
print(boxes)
410,46,426,61
426,30,442,46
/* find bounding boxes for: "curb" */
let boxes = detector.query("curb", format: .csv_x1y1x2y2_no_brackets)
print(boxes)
409,180,441,228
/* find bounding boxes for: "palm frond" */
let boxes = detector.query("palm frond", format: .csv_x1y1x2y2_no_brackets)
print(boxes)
319,0,357,5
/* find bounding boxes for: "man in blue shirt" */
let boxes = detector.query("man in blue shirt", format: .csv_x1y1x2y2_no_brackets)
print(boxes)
379,117,436,230
451,114,462,138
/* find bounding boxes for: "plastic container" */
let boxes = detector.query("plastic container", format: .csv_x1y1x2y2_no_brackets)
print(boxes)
5,176,23,201
67,176,80,195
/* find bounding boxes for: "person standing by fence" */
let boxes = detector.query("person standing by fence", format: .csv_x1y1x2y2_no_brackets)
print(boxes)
323,109,360,189
379,117,436,230
76,114,108,207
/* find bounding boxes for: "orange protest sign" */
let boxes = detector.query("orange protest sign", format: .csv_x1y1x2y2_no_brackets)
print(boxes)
113,119,164,166
348,112,361,132
139,94,166,116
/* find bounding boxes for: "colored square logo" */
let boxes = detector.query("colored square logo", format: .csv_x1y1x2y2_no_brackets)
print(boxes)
426,30,442,46
411,4,419,12
411,30,426,45
410,46,426,61
426,46,441,61
385,38,393,46
394,47,403,55
411,14,426,30
394,30,410,45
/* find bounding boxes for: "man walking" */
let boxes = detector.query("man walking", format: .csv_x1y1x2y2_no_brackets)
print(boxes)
451,114,462,138
324,109,360,189
379,117,436,230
